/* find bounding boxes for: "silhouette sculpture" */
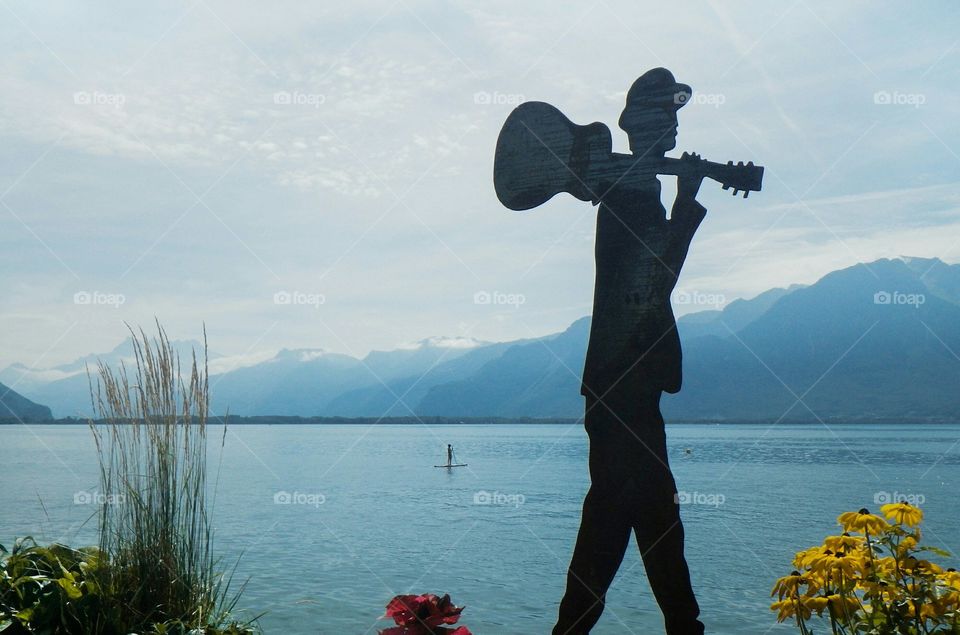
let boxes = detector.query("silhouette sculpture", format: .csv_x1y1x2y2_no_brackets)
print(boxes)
493,68,763,634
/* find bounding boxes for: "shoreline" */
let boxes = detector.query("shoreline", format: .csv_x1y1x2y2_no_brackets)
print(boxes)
3,416,959,426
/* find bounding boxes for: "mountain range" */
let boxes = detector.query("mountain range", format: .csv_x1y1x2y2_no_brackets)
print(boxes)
4,256,959,422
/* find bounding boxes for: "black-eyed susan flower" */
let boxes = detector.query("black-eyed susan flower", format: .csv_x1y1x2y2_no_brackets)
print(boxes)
823,533,866,553
896,534,918,557
900,555,942,576
793,546,827,570
838,508,889,534
772,571,810,600
824,550,865,579
940,569,960,592
825,593,860,616
771,597,812,622
880,502,923,527
801,595,829,617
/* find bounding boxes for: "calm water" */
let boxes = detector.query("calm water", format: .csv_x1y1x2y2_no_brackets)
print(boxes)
2,423,959,634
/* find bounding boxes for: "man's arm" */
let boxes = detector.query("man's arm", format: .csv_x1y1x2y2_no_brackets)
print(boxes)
666,153,707,273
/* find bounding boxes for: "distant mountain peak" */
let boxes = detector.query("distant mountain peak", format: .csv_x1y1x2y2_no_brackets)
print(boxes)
897,255,943,265
273,348,330,362
396,336,486,351
895,255,946,273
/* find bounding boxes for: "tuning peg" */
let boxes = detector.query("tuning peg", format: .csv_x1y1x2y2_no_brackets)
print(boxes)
732,189,739,196
727,160,733,166
743,191,750,198
722,184,730,190
747,161,754,166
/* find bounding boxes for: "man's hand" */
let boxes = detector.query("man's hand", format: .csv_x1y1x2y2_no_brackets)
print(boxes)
676,151,705,200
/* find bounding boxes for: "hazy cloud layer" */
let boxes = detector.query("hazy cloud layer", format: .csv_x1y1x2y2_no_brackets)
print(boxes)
1,0,958,369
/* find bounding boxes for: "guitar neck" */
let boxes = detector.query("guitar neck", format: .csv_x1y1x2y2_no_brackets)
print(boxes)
660,156,763,196
659,156,733,182
596,153,763,198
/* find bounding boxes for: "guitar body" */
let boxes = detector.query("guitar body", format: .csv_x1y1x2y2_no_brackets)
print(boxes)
493,101,763,211
494,102,612,211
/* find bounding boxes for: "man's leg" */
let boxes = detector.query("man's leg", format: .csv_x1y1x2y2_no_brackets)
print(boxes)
553,397,632,635
553,484,632,634
631,406,704,635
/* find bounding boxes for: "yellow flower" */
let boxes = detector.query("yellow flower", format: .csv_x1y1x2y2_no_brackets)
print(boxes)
793,546,824,570
771,598,812,622
772,571,806,600
801,595,829,616
901,555,942,576
805,548,839,574
826,593,860,616
838,508,889,534
859,578,902,603
823,533,865,553
897,534,918,556
940,569,960,591
824,551,865,579
904,599,946,620
870,556,898,578
880,502,923,527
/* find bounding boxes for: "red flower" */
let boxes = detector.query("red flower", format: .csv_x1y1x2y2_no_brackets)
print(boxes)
380,594,472,635
380,628,471,635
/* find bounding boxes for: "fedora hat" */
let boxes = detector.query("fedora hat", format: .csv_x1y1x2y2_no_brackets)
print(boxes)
623,67,692,110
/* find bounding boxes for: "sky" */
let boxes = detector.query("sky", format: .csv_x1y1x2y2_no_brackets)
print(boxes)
1,0,959,372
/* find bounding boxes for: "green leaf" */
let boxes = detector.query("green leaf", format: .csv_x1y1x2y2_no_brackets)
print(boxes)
12,607,32,622
56,576,82,601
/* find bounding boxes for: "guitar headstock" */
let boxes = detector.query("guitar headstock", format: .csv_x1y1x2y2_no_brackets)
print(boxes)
719,160,764,198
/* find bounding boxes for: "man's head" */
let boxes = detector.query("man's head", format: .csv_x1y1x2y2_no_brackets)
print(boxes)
619,68,691,157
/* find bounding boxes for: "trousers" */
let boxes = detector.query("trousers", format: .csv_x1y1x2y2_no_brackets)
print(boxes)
553,386,704,635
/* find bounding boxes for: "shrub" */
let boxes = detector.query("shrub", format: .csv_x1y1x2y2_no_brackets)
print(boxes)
0,537,111,633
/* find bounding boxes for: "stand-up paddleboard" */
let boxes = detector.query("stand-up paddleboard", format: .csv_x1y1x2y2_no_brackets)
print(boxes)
436,445,466,468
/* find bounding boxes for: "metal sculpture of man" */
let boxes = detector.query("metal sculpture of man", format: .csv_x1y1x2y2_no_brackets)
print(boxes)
493,68,763,634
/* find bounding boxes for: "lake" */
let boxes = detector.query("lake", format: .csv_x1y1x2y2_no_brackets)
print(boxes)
2,422,959,634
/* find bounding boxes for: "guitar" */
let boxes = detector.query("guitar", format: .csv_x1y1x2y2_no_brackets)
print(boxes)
494,101,764,211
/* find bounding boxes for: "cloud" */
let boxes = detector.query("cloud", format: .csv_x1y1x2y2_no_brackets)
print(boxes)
1,0,958,371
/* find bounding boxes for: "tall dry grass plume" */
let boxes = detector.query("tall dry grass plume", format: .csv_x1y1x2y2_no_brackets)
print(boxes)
88,322,246,631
